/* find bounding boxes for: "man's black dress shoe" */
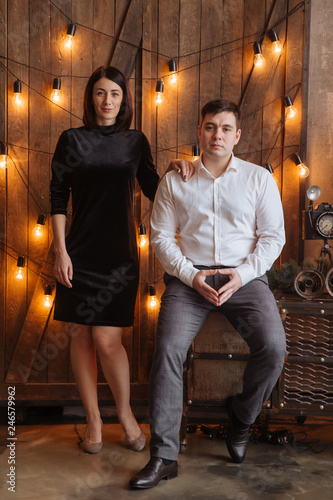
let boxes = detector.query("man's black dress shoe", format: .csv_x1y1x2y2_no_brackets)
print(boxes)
129,457,178,489
225,397,250,464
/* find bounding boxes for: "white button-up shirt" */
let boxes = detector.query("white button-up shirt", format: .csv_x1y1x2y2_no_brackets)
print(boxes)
150,154,285,288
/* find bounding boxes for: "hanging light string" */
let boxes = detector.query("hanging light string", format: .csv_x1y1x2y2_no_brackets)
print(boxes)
0,35,286,84
0,60,82,120
48,0,304,63
0,1,304,85
2,242,55,267
2,80,302,164
0,245,55,282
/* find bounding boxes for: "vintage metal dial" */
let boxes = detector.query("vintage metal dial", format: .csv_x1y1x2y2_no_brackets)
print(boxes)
316,212,333,238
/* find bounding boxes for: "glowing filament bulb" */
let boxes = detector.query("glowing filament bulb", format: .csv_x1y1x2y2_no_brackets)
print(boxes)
64,35,73,49
51,89,60,103
294,154,310,178
298,163,310,178
64,24,76,49
13,79,23,105
272,40,282,54
34,214,45,237
254,53,265,68
286,105,297,119
138,234,149,248
0,143,8,169
253,42,265,68
170,73,178,84
44,284,52,307
148,285,159,310
0,154,7,169
155,79,164,105
51,78,61,103
138,223,148,248
284,95,297,119
16,256,25,280
169,59,178,83
269,30,282,54
44,294,51,306
155,93,163,105
13,93,23,105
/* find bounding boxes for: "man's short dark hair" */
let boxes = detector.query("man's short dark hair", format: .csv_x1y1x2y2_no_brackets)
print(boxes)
200,99,241,129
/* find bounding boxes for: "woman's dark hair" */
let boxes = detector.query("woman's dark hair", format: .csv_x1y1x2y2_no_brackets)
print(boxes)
200,98,241,130
83,66,133,132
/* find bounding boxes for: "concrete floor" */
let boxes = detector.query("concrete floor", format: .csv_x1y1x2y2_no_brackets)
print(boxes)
1,413,333,500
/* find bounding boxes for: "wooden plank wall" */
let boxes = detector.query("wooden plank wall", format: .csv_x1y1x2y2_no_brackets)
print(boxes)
0,0,306,402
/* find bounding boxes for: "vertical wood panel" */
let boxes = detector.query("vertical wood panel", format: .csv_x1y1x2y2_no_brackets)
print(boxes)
27,0,52,383
199,0,223,108
281,0,305,263
93,0,115,69
47,0,73,383
139,0,158,383
71,0,93,128
178,0,201,156
221,0,244,103
0,0,7,382
5,0,30,374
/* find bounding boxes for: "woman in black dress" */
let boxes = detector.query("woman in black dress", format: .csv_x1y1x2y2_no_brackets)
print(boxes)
50,66,190,454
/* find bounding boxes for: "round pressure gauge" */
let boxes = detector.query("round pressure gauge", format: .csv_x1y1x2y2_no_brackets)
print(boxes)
316,212,333,238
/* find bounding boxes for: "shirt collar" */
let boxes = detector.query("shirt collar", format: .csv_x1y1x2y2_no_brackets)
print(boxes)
197,152,239,176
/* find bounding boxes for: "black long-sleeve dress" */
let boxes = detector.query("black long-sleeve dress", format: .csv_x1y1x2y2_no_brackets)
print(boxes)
50,125,159,326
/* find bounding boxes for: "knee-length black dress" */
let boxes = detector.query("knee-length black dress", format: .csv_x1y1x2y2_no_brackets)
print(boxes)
50,125,159,326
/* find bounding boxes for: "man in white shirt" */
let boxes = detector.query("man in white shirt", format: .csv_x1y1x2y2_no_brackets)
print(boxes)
130,99,287,489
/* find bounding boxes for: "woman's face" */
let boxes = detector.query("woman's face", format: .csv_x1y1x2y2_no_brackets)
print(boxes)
92,77,123,126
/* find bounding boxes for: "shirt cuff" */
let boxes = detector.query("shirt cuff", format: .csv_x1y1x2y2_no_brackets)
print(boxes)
234,264,255,287
179,266,200,288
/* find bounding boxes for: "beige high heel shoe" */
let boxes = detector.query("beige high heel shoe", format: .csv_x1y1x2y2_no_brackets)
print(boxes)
122,429,146,452
82,419,103,454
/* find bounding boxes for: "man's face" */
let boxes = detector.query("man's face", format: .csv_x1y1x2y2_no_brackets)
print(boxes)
198,111,241,161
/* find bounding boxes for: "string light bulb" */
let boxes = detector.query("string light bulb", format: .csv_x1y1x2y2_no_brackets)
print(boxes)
294,154,310,178
44,284,52,307
34,214,46,237
269,29,282,54
0,143,8,169
51,78,61,103
138,223,148,248
148,285,159,310
13,79,23,105
192,145,200,160
284,95,297,119
64,23,76,49
155,79,164,105
253,41,265,68
169,59,178,84
16,256,25,280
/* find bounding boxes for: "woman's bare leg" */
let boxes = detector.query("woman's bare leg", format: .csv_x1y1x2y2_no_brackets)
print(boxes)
92,326,141,441
70,323,102,443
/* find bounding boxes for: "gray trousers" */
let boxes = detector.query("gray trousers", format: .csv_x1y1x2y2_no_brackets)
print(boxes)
149,270,287,460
